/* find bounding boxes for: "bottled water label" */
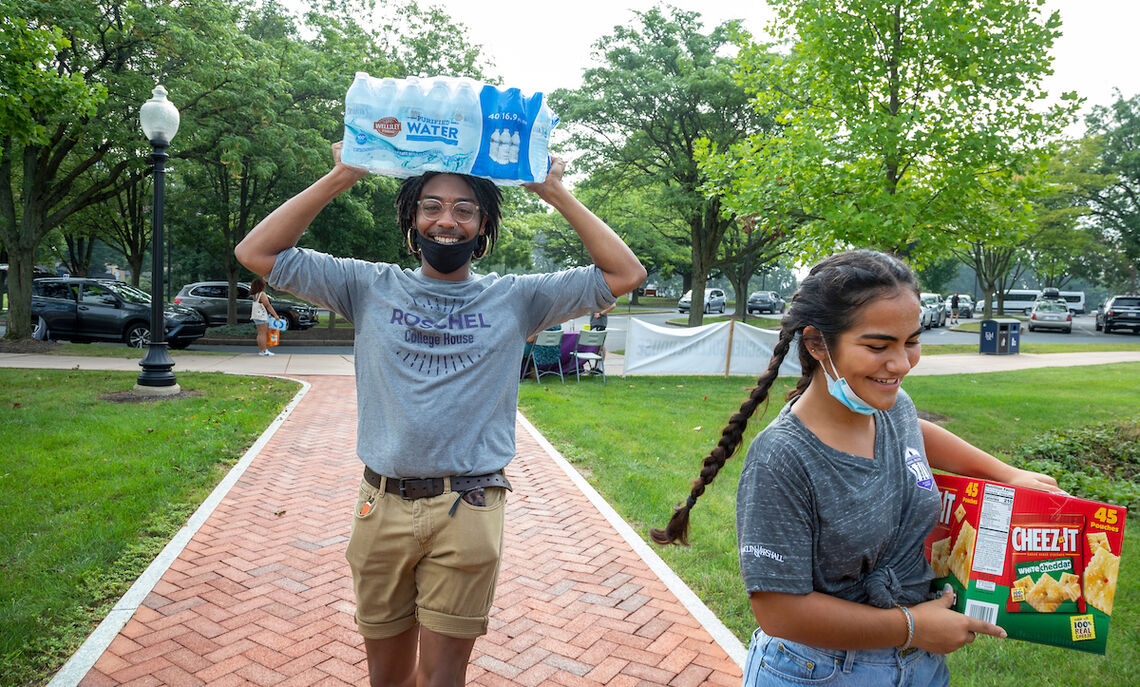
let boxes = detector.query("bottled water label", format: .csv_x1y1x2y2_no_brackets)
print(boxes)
341,72,559,185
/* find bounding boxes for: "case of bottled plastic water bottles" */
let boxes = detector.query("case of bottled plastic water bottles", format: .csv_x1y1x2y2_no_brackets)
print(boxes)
341,72,559,185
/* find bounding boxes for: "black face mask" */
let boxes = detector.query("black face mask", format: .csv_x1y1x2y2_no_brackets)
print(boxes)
415,233,479,275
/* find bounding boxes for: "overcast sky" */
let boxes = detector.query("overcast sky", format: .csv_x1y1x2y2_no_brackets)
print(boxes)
280,0,1139,133
386,0,1139,132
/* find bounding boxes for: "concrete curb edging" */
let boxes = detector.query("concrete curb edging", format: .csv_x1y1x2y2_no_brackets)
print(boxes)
515,411,749,669
46,376,312,687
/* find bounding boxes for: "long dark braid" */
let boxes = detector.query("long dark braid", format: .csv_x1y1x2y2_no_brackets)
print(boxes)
650,249,920,546
650,325,797,545
395,172,503,259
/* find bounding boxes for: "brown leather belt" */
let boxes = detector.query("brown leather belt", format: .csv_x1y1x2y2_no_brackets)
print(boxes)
363,465,512,500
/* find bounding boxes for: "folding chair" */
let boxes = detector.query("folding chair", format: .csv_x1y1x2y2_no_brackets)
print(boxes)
572,329,607,383
527,329,566,383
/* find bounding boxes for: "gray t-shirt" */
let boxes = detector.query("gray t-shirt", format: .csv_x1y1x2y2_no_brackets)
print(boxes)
736,389,941,607
269,247,614,478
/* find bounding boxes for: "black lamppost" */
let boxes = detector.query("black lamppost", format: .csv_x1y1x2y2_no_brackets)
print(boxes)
135,85,181,395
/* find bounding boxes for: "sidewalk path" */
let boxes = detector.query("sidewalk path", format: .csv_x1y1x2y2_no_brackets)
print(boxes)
3,348,1140,378
63,375,742,686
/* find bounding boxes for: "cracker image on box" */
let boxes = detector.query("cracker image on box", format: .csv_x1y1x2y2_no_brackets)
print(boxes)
1087,531,1111,555
1025,573,1067,613
930,536,951,577
1011,574,1034,603
1083,546,1120,615
1059,572,1081,602
949,521,977,586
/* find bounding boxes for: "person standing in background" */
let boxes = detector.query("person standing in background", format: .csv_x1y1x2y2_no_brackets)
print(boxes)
248,277,279,356
589,301,616,331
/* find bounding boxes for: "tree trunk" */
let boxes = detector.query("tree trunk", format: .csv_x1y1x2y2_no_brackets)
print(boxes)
226,267,241,325
3,247,37,340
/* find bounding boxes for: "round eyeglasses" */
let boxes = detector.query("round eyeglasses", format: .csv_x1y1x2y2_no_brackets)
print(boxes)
417,199,480,224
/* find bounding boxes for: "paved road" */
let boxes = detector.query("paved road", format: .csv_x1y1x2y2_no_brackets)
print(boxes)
6,313,1136,358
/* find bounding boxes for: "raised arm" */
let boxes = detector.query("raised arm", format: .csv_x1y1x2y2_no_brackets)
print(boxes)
920,419,1064,493
235,143,368,276
523,160,646,297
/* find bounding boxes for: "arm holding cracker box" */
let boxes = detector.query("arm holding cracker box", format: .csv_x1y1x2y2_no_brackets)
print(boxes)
919,419,1065,494
748,583,1005,655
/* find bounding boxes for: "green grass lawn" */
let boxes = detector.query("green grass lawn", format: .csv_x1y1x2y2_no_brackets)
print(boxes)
2,342,238,358
518,364,1140,687
0,369,299,686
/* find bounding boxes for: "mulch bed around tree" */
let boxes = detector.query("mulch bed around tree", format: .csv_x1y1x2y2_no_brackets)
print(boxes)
0,339,65,354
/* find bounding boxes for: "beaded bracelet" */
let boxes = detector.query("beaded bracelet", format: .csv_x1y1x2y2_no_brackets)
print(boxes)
896,604,914,650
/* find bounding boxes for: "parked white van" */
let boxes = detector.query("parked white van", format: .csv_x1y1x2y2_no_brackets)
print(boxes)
978,289,1040,315
1058,291,1086,314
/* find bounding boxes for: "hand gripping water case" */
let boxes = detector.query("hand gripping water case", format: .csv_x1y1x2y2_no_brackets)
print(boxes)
341,72,559,185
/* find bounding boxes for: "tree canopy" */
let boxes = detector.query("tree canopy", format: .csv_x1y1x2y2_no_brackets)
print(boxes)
701,0,1078,266
549,5,778,325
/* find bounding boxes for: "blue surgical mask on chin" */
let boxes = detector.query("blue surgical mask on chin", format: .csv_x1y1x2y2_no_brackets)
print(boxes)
820,341,878,415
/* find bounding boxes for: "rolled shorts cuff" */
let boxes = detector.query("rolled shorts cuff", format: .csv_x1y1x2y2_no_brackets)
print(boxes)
417,606,489,639
355,611,417,640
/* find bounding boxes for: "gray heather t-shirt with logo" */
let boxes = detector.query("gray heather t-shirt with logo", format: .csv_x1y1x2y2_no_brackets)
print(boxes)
269,247,614,479
736,389,942,607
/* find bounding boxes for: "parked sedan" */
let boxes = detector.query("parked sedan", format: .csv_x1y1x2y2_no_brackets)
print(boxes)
678,288,726,314
31,278,206,348
920,293,946,328
1096,295,1140,334
1026,299,1072,333
174,281,318,329
747,290,785,314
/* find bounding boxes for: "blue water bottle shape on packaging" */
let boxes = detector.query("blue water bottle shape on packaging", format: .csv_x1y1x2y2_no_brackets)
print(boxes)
341,72,558,185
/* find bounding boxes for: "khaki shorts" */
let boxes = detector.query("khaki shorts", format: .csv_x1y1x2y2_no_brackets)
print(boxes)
345,476,507,639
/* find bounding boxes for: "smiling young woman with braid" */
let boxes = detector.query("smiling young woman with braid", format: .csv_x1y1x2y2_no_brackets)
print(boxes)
651,250,1062,687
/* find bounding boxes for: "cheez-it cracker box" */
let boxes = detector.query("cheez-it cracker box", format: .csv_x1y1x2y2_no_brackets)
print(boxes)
924,473,1127,654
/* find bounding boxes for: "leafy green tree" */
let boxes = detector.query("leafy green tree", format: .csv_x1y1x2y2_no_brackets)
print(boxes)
530,180,688,304
0,0,239,340
549,5,771,326
914,258,960,296
706,0,1078,264
1085,92,1140,291
1024,140,1108,289
719,215,790,321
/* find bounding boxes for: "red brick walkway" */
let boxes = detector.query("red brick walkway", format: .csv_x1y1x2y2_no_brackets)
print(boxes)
74,376,743,686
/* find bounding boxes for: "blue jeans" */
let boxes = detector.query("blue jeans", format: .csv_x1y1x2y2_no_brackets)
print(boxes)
743,629,948,686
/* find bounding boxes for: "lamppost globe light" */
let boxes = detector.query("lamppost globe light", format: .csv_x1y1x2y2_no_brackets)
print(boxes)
139,85,180,145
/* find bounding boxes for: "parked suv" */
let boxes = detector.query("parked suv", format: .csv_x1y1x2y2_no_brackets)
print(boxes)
174,281,318,329
677,288,726,314
1096,295,1140,334
31,278,206,348
747,290,785,314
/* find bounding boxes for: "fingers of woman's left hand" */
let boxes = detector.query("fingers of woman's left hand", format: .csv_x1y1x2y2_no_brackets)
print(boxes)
1012,469,1068,495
